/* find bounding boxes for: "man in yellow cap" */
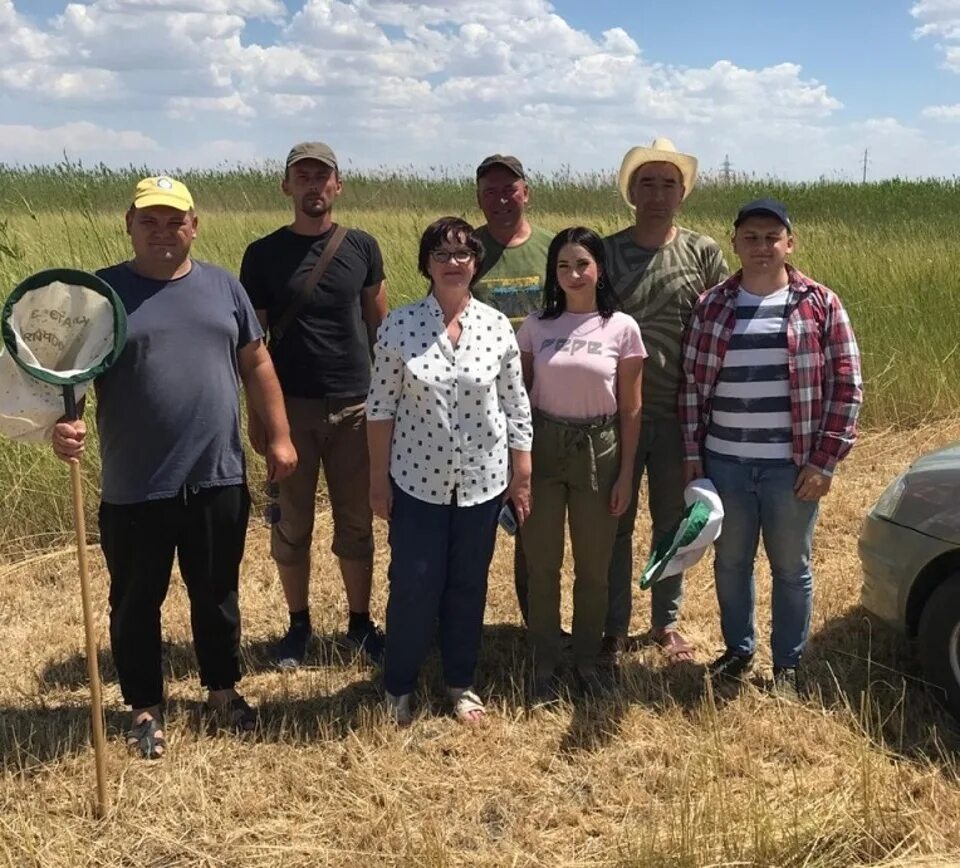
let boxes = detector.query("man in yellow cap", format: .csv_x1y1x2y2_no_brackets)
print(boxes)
52,175,297,759
602,139,730,667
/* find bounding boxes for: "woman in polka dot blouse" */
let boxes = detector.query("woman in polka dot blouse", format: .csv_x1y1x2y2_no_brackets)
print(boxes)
516,227,645,702
366,216,533,726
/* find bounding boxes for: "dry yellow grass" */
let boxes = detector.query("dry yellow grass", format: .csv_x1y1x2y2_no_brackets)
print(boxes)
1,425,959,866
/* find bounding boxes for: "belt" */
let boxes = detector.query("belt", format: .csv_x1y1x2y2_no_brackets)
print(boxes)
534,410,618,492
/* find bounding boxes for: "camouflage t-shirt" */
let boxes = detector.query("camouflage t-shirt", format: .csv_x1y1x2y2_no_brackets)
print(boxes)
604,226,729,420
473,225,553,326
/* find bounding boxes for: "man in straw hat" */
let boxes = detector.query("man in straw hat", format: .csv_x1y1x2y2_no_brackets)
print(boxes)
240,142,388,669
52,175,297,758
602,138,730,666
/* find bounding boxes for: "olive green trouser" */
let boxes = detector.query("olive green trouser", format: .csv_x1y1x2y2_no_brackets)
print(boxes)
520,411,620,677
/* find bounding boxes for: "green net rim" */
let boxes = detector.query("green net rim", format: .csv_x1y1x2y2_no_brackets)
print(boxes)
1,268,127,386
639,499,713,590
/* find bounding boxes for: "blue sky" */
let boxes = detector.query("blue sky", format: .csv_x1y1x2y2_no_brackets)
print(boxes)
1,0,958,179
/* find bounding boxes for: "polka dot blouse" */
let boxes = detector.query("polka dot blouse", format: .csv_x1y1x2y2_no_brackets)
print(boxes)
367,293,533,507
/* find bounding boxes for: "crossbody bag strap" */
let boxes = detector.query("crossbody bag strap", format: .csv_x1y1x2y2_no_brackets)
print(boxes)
270,224,349,348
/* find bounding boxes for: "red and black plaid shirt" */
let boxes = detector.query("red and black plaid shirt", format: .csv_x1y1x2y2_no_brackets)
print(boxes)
680,265,863,475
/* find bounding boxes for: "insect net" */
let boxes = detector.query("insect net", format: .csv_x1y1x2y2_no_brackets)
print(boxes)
0,269,126,440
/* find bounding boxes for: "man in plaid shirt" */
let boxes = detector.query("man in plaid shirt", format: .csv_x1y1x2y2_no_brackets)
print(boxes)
680,198,862,699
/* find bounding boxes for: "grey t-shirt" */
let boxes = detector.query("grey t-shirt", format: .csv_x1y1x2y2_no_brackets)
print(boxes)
94,260,263,505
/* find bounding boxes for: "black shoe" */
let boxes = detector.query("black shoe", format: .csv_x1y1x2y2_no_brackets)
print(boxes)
599,635,624,670
528,672,563,707
771,666,801,701
708,650,755,683
344,620,386,665
575,667,613,700
274,622,312,670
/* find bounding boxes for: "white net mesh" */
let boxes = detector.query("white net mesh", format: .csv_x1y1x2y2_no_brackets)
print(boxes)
0,279,121,442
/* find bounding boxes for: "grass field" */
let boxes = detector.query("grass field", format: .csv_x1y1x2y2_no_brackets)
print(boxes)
0,168,959,866
0,423,959,866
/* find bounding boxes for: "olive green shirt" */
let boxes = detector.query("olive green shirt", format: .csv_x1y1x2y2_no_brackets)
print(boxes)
604,226,729,420
474,225,553,325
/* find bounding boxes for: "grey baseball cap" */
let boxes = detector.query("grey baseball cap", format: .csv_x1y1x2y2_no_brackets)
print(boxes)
286,142,338,171
476,154,525,180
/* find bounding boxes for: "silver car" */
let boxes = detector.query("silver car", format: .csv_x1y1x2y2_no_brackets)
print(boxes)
859,442,960,718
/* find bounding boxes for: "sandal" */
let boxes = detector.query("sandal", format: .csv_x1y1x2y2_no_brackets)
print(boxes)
654,628,696,664
126,715,166,760
208,695,258,734
384,691,413,727
448,687,486,724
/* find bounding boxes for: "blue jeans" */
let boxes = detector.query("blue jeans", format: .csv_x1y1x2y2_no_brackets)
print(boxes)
705,454,820,669
383,482,501,696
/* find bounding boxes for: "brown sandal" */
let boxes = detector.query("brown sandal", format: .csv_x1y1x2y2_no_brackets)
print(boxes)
126,715,166,759
654,628,695,664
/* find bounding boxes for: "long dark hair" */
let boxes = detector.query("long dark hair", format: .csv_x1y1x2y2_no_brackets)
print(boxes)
540,226,620,320
418,216,486,290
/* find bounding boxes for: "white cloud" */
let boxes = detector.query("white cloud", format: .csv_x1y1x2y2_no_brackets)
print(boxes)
0,121,158,161
912,0,960,71
0,1,953,179
922,102,960,119
166,93,256,119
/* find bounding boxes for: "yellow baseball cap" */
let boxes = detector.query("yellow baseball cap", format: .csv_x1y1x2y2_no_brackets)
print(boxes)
132,176,195,211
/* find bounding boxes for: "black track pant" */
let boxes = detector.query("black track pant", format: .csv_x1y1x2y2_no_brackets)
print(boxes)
99,484,250,709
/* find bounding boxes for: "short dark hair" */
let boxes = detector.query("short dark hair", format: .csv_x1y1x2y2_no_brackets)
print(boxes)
540,226,620,320
417,216,486,286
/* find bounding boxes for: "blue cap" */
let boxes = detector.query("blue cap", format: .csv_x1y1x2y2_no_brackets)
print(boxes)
735,198,792,232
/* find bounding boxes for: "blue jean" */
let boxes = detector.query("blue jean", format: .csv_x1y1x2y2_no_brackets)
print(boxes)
705,454,820,669
383,482,501,696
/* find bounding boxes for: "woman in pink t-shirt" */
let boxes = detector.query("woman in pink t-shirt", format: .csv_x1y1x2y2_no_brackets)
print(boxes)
517,227,646,701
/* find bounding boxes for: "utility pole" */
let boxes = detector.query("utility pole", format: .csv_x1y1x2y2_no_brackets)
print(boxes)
721,154,732,184
861,148,869,184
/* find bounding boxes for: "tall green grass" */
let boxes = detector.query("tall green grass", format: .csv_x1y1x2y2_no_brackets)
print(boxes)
0,166,958,557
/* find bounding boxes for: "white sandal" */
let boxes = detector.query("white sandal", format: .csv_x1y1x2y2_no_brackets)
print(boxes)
447,687,486,724
384,691,413,727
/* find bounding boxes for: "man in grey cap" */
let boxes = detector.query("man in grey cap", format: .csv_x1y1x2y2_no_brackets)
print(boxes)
473,154,553,328
472,153,553,625
240,142,388,668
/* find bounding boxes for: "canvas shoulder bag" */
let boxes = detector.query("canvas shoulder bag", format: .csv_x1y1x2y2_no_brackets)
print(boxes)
269,224,348,348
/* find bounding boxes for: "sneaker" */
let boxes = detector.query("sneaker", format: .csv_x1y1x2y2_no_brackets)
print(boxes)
274,622,312,669
344,620,386,665
771,666,801,702
708,649,755,683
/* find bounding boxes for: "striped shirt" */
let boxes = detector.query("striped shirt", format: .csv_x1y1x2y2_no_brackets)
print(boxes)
705,287,792,461
680,265,863,476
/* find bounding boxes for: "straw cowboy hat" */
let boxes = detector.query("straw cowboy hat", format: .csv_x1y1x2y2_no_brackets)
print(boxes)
617,137,698,208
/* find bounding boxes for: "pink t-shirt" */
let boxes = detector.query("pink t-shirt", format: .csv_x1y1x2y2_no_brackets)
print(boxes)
517,311,647,420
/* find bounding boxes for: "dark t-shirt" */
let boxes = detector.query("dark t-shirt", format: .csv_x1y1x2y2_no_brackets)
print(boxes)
94,260,263,505
239,226,385,399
